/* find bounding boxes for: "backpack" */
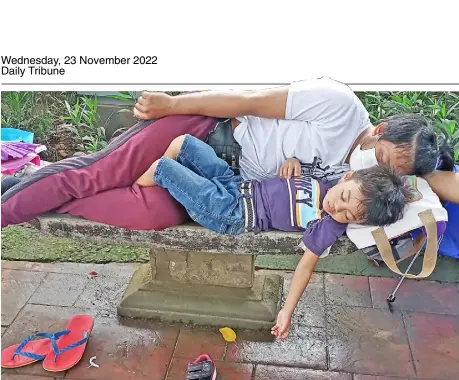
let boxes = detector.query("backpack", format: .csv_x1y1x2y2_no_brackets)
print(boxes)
346,175,449,279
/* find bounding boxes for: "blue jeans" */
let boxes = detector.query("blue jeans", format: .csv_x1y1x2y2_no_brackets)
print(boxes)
154,134,245,235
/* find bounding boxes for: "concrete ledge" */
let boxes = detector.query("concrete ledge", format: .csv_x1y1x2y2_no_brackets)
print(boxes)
34,214,357,256
118,264,283,330
31,213,358,329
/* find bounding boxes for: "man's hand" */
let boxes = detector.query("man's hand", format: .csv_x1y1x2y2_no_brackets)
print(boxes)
133,91,175,120
279,158,301,179
271,308,292,339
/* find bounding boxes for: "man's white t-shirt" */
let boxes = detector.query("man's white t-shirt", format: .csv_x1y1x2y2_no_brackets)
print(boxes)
233,77,372,181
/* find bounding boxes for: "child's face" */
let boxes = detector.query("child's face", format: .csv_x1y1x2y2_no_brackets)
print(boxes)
322,173,365,224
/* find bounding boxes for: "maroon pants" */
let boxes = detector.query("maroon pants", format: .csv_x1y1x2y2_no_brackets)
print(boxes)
1,115,218,230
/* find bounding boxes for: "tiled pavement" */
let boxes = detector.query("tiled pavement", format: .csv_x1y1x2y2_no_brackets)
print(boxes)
1,261,459,380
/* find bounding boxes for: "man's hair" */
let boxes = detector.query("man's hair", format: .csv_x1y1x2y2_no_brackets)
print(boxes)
379,114,454,176
351,165,411,226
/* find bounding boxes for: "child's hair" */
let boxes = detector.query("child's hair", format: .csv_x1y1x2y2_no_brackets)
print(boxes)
351,165,411,226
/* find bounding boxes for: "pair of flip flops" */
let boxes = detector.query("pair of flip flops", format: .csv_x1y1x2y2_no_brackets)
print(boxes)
1,315,93,372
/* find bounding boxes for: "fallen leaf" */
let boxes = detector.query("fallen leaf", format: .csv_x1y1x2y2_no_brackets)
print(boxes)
219,327,237,342
87,271,98,279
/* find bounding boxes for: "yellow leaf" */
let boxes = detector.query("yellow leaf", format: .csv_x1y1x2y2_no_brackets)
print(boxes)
219,327,237,342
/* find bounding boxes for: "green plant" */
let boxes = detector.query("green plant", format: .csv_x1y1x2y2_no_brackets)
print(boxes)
62,95,109,153
106,91,138,104
81,128,108,152
1,91,79,150
63,96,99,128
1,92,54,141
357,91,459,162
106,92,138,118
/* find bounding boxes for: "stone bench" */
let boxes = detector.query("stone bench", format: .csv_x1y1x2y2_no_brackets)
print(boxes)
33,214,357,329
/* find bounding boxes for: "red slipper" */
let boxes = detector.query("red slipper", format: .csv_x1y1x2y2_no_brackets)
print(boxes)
1,332,57,368
43,314,94,372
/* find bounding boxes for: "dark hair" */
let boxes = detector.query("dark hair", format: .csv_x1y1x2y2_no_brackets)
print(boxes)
435,128,456,172
351,165,411,226
380,114,454,175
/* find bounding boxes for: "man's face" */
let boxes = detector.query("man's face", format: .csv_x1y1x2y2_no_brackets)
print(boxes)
322,175,365,224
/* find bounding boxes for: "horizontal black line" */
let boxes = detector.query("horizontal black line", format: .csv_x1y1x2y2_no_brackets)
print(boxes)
2,82,459,86
1,82,289,86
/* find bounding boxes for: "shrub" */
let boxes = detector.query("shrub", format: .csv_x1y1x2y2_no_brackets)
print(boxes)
357,91,459,162
1,91,76,143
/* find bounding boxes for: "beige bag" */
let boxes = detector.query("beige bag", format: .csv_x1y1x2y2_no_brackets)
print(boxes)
346,176,448,279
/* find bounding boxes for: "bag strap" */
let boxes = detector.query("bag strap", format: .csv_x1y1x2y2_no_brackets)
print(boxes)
371,209,438,279
395,233,425,264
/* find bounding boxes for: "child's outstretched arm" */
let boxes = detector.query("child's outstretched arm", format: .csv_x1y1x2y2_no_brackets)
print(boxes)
272,249,320,339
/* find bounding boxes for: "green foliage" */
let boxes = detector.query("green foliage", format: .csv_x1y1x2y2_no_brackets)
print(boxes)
1,92,55,141
357,91,459,162
62,95,108,153
2,90,458,162
106,91,138,105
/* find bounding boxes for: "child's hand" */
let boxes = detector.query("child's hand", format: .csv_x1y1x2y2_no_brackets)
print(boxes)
271,308,292,339
279,158,301,179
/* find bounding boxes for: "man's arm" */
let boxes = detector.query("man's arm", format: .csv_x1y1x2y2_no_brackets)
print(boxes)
425,170,459,203
133,87,289,120
271,249,319,339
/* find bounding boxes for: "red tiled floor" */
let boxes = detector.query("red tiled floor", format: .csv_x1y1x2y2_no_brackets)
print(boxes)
283,273,325,307
166,359,253,380
326,306,415,377
325,274,372,307
282,273,326,327
29,273,87,307
73,269,133,316
1,269,47,325
173,326,227,361
65,317,180,380
226,325,327,369
403,311,459,379
353,375,408,380
0,261,106,275
1,304,92,378
1,260,40,271
254,365,352,379
369,277,459,315
1,375,55,380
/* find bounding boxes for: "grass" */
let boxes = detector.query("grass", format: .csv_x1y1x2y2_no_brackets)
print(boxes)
1,225,149,263
255,252,459,283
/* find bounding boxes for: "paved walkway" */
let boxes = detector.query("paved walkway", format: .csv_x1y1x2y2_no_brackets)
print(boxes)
1,260,459,380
